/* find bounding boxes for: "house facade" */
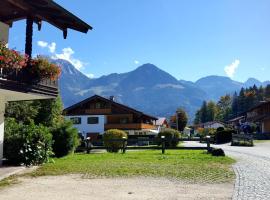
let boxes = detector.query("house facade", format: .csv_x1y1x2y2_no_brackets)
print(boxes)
195,121,225,129
63,95,158,138
0,0,91,165
246,101,270,133
154,117,169,132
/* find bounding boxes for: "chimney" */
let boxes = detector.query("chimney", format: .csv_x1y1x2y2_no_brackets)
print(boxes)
109,96,115,101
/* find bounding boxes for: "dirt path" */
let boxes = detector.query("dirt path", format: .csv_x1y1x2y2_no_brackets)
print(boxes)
0,175,233,200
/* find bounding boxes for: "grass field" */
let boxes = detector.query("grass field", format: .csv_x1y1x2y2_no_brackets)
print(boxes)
29,150,235,183
254,140,270,144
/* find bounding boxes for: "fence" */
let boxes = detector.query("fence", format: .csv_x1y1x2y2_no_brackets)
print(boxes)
82,137,212,154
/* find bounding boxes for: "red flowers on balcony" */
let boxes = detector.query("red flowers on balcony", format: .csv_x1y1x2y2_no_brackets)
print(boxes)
0,43,61,81
0,43,28,70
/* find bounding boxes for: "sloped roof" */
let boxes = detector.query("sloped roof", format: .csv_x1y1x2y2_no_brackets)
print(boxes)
63,95,158,121
155,117,167,126
0,0,92,33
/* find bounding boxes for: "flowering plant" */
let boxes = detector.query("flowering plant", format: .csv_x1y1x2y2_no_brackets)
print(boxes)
0,42,61,81
0,42,28,70
29,56,61,81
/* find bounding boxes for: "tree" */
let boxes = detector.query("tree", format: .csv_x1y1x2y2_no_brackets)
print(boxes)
265,85,270,100
200,101,208,123
231,92,238,118
216,95,232,121
194,110,201,125
33,96,64,126
176,108,188,132
5,101,39,124
206,101,217,122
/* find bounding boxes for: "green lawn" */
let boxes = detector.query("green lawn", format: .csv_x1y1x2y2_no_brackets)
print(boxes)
30,150,235,183
254,140,270,144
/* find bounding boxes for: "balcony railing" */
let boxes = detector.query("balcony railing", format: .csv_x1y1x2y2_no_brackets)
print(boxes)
105,123,156,130
0,67,58,97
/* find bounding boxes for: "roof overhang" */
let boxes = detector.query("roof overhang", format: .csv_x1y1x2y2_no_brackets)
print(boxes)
0,0,92,33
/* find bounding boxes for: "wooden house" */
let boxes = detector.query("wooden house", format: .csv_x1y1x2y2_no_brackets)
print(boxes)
63,95,158,139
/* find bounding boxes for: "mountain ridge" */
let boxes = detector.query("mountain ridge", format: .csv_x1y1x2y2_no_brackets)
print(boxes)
52,59,269,120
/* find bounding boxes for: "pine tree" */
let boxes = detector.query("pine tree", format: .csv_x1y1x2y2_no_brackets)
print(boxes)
200,101,208,123
265,85,270,100
232,92,238,118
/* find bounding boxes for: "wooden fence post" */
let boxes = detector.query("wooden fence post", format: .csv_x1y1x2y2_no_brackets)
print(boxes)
86,137,91,154
161,136,165,154
122,137,127,154
206,135,211,152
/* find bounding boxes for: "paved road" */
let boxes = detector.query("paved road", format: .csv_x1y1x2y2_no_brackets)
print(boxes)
184,141,270,200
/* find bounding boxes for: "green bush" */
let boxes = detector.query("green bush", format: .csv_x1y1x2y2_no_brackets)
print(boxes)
158,128,181,148
216,128,235,144
51,120,79,158
231,140,253,147
217,127,225,132
103,129,127,153
211,148,225,156
4,118,53,166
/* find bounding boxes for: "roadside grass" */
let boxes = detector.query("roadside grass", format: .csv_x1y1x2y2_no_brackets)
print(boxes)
0,175,19,189
254,140,270,144
30,150,235,183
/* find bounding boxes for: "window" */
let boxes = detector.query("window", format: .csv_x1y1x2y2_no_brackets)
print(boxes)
88,117,99,124
96,102,101,109
70,117,81,124
120,118,129,124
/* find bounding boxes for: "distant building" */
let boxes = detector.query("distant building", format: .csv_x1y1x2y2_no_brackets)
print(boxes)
227,116,245,130
154,117,169,132
195,121,225,129
63,95,158,139
246,101,270,133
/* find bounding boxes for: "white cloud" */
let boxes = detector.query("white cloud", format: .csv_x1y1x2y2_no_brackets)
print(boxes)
37,41,48,48
54,47,85,70
224,59,240,78
86,73,95,79
37,41,56,53
37,40,92,74
134,60,140,65
48,42,56,53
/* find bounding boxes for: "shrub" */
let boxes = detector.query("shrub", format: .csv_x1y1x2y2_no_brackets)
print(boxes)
51,120,79,158
216,128,235,144
217,127,225,132
158,128,181,148
4,118,53,166
231,140,253,147
103,129,127,153
197,128,216,142
211,148,225,156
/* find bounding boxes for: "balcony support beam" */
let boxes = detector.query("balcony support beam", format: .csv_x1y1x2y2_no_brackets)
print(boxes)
25,17,33,58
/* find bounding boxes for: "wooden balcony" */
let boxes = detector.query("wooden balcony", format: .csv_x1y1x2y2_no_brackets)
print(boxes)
105,123,156,130
0,68,58,98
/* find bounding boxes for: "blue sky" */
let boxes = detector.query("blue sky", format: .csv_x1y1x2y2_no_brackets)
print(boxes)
8,0,270,82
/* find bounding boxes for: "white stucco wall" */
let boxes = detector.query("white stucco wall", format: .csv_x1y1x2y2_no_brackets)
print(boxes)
0,21,9,43
65,115,106,135
0,98,5,165
204,123,224,129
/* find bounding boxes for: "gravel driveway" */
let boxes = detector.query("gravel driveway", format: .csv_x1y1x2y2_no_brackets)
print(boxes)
0,176,233,200
184,141,270,200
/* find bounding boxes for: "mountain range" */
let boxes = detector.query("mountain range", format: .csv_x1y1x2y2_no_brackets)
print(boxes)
53,59,270,120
